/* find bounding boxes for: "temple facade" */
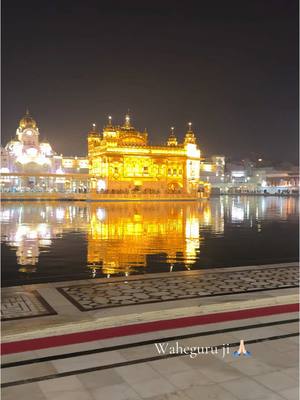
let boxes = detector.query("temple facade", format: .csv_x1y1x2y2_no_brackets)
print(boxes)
1,111,211,197
88,114,204,194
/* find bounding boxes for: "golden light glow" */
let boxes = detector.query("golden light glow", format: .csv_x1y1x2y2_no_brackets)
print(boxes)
88,115,205,195
201,164,213,172
1,201,226,275
6,198,297,277
87,202,205,274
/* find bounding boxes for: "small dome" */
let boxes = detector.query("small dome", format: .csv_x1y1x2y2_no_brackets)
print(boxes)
184,122,196,144
167,127,178,146
19,109,37,129
88,123,100,137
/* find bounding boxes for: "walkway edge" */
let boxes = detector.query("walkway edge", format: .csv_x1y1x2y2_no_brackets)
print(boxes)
1,295,298,354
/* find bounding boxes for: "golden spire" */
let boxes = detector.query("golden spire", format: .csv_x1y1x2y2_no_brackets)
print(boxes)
88,122,99,135
124,110,131,128
167,126,178,146
107,115,112,126
184,122,196,144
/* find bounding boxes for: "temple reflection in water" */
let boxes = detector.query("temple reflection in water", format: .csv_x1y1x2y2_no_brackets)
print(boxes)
87,202,206,275
0,197,298,279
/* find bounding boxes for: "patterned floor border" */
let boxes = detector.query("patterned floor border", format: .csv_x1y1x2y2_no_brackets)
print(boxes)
57,265,299,312
1,290,57,321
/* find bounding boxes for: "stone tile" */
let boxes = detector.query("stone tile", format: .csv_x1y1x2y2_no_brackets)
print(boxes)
52,351,125,372
115,364,161,384
1,382,46,400
229,357,277,376
78,369,125,389
150,358,192,375
285,336,299,345
264,340,298,354
220,377,283,399
37,287,77,308
131,377,176,398
254,347,298,369
38,375,85,392
230,326,285,341
182,333,238,349
183,352,223,368
145,392,191,400
1,350,40,364
2,362,57,384
196,358,244,383
253,371,298,391
281,367,299,382
184,383,239,400
46,390,93,400
276,323,300,333
90,383,141,400
120,345,157,360
39,376,93,400
279,387,300,400
249,394,286,400
166,368,212,389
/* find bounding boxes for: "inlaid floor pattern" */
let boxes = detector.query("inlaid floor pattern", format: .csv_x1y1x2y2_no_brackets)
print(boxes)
58,266,299,311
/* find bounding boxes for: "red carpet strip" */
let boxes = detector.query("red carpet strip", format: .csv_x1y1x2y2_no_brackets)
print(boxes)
1,302,299,355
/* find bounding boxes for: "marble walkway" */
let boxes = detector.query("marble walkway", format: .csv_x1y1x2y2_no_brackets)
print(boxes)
1,262,299,399
2,262,298,321
1,311,299,399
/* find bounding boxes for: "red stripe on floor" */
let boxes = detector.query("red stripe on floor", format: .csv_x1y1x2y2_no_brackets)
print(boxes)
1,303,298,355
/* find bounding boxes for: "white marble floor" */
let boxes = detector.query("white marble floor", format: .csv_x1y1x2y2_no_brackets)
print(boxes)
1,312,299,400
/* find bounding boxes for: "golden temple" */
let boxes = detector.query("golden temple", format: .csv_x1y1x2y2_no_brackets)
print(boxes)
88,114,209,196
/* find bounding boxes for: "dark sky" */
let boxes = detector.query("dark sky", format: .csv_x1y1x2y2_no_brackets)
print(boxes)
2,0,299,161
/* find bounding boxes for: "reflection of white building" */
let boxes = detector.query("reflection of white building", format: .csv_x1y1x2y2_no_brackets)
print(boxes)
185,213,200,265
0,206,59,271
0,203,90,272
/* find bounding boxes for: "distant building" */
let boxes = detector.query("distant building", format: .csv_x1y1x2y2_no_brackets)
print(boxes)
1,110,89,192
200,155,225,185
2,110,58,174
218,159,299,194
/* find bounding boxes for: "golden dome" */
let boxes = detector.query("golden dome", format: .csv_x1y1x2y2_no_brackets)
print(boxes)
118,132,147,146
19,109,37,129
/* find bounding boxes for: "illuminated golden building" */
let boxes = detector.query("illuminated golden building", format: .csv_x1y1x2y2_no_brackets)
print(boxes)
88,114,204,194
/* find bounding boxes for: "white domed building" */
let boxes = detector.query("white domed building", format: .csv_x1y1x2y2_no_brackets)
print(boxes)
1,110,89,193
3,110,56,173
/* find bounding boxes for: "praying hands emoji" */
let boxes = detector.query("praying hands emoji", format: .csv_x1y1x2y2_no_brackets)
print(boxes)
233,340,252,357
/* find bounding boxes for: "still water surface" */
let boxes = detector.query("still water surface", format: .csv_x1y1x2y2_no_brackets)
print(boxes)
1,197,298,286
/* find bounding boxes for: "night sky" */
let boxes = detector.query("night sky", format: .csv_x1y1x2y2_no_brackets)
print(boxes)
2,0,299,162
